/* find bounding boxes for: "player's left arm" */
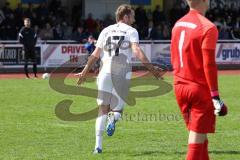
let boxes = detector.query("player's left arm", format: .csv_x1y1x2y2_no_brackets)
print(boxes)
130,29,165,79
33,30,37,46
202,26,227,116
132,42,165,79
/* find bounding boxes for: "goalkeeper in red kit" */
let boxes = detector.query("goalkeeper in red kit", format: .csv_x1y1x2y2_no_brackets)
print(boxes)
171,0,228,160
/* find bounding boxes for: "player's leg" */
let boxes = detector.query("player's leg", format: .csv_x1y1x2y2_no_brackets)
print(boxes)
187,131,207,160
106,109,122,137
187,88,215,160
33,62,37,78
107,94,125,136
24,49,30,78
202,137,209,160
94,73,113,153
112,110,122,121
24,61,29,78
189,131,207,143
106,74,129,136
174,84,215,160
31,48,37,78
94,105,110,154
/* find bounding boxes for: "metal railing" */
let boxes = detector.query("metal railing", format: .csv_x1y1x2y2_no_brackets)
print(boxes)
1,39,240,44
0,40,79,44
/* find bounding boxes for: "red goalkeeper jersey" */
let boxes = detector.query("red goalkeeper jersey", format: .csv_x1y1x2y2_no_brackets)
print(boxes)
171,9,218,87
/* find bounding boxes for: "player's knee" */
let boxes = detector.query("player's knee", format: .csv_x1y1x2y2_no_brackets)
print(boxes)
98,105,110,115
188,131,207,144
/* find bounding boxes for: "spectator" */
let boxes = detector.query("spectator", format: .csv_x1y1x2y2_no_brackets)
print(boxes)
53,23,64,40
38,15,47,29
36,2,49,18
224,16,234,29
0,25,7,40
24,3,34,19
214,17,223,28
49,0,61,14
0,8,6,40
135,5,148,29
0,9,5,25
3,13,17,40
62,21,72,40
0,1,239,41
95,19,104,36
2,2,13,18
206,10,215,22
103,14,115,27
85,13,97,34
84,35,96,54
152,5,165,26
162,24,171,40
231,27,240,40
169,4,188,27
39,23,53,40
146,21,154,40
72,2,83,27
30,12,38,27
14,3,24,28
138,26,148,40
84,35,99,73
71,26,88,43
134,6,149,39
234,17,240,30
218,25,231,39
33,25,41,40
150,24,164,40
228,3,238,20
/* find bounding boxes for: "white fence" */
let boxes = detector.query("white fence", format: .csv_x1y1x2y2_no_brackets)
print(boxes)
1,40,240,69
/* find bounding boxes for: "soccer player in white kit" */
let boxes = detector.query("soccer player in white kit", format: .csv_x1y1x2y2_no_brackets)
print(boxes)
75,4,163,154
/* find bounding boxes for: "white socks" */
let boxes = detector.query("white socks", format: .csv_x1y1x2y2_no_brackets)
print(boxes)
113,112,121,121
95,114,107,149
94,112,121,150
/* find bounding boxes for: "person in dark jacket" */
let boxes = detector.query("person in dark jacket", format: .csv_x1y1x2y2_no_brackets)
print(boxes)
18,18,37,78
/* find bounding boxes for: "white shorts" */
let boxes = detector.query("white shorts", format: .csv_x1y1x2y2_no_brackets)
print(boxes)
96,73,130,111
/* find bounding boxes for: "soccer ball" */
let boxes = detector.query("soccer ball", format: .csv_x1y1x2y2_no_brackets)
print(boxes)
42,73,50,79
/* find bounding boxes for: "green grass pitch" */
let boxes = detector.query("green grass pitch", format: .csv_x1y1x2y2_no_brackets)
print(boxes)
0,75,240,160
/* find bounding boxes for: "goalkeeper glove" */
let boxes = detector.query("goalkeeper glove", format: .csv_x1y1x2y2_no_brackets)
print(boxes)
211,91,228,116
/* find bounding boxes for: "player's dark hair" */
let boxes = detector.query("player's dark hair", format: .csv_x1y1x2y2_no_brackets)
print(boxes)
115,4,133,22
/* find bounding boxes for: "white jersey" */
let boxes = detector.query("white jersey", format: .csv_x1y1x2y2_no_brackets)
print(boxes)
95,22,139,77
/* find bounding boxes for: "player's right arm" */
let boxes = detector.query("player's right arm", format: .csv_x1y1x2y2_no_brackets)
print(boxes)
18,27,25,44
75,28,106,85
75,47,101,85
202,26,227,116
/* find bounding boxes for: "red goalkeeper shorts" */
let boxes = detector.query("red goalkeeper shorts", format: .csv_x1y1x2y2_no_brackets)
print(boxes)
174,83,216,133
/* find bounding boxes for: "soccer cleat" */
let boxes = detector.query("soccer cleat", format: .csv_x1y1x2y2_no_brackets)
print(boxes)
93,147,102,154
25,74,30,79
106,112,116,136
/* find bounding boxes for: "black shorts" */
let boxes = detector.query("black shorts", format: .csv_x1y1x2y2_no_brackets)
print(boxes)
24,47,36,61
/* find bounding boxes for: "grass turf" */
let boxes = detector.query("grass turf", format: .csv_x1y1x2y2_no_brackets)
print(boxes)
0,75,240,160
